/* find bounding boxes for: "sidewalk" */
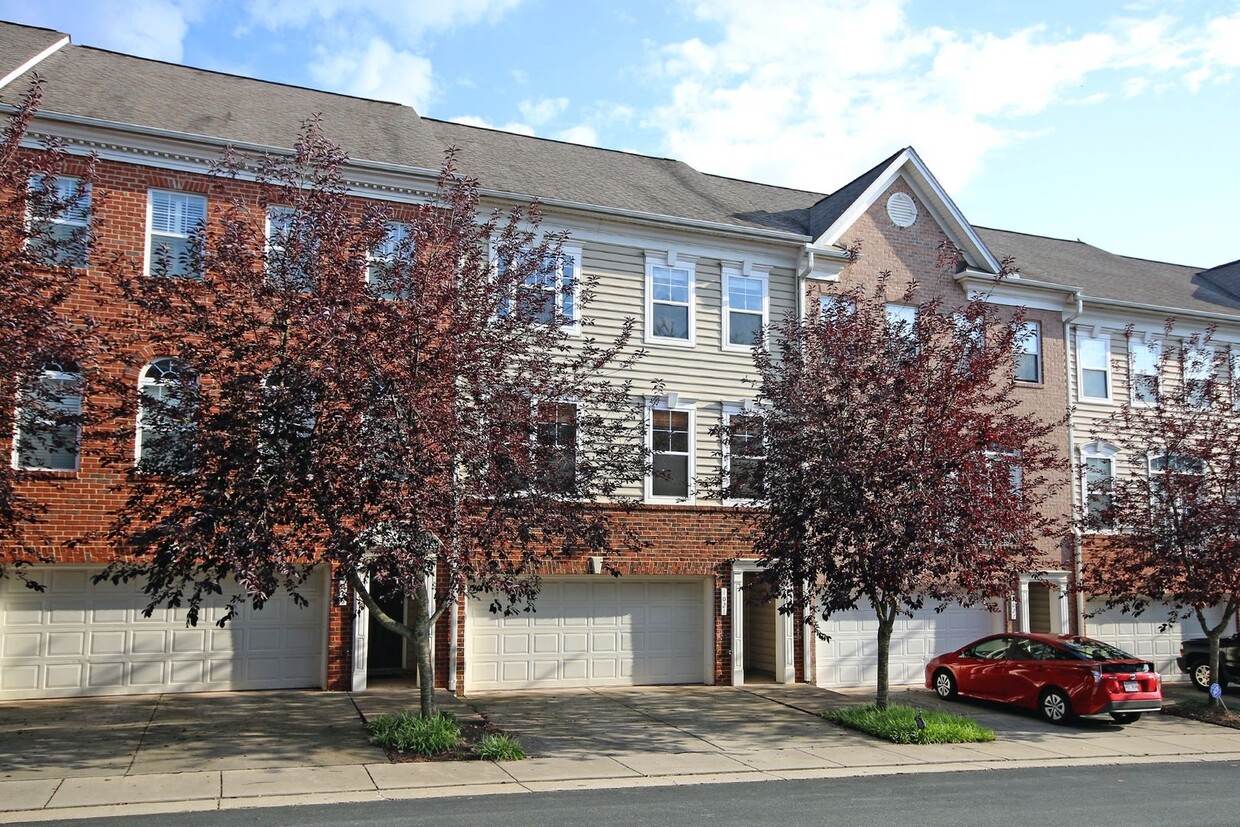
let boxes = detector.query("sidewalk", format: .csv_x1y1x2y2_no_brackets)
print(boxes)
4,685,1240,823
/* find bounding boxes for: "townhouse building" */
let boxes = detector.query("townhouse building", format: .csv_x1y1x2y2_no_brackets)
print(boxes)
0,20,1230,702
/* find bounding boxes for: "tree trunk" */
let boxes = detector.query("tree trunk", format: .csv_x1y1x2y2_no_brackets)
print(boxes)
410,575,436,718
875,600,895,711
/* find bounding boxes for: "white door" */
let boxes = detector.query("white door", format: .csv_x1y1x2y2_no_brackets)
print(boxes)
816,602,1001,688
466,577,707,691
0,567,327,700
1086,600,1224,682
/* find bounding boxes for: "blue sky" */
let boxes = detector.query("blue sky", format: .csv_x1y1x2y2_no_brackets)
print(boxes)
4,0,1239,268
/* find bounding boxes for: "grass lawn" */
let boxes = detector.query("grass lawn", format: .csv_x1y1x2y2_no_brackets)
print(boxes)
824,704,995,744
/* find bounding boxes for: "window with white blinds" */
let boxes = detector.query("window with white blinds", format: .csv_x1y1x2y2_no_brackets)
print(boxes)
148,190,206,278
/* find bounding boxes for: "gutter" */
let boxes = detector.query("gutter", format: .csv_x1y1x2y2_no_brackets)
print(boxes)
18,109,815,247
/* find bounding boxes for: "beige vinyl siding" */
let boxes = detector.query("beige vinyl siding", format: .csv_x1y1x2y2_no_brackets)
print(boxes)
580,241,796,502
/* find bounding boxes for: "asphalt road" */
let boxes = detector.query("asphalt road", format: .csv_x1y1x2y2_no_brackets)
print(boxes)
32,761,1240,827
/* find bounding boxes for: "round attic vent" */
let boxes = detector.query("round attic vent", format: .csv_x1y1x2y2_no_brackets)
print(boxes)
886,192,918,228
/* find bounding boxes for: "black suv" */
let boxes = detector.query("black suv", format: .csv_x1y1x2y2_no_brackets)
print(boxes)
1177,634,1240,691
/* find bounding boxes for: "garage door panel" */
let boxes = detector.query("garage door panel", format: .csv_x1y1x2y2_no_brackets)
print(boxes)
817,602,1000,688
0,567,326,699
1086,600,1225,681
467,577,707,691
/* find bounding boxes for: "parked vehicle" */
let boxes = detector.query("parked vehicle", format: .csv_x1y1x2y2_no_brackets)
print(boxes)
1177,634,1239,691
925,633,1162,725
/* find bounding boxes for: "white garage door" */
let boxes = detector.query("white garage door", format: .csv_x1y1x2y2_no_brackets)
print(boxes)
817,602,1001,688
466,577,707,691
0,567,327,700
1086,600,1225,682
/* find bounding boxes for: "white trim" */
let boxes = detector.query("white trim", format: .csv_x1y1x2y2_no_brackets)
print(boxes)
0,35,70,91
1019,572,1070,635
645,394,696,503
721,263,769,353
11,364,82,473
351,571,370,692
1128,335,1162,404
644,251,697,347
813,149,1002,274
730,560,795,685
1014,320,1042,384
721,403,764,505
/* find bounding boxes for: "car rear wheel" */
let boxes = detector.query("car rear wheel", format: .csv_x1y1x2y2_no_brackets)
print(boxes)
1109,712,1142,724
1038,687,1072,724
932,669,958,700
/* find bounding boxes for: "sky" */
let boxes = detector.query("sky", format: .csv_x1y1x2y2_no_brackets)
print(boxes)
3,0,1239,268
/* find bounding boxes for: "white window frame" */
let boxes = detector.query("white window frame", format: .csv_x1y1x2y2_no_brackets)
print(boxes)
145,189,206,278
491,242,582,333
645,251,696,347
1232,347,1240,410
1129,335,1161,404
645,394,696,503
533,399,580,494
28,174,91,268
885,303,917,335
135,358,196,471
721,264,768,353
1014,321,1041,383
1184,344,1215,408
265,206,314,291
1076,330,1112,402
722,403,764,504
11,363,82,472
1078,441,1118,532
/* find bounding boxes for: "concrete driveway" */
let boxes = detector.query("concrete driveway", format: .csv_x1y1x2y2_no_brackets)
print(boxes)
0,690,381,782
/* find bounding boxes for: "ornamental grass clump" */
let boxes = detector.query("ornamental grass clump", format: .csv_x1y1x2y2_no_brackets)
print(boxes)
477,733,526,761
824,704,995,745
367,710,461,755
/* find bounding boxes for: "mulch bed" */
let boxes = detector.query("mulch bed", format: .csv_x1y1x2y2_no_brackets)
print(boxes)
384,716,506,763
1162,701,1240,730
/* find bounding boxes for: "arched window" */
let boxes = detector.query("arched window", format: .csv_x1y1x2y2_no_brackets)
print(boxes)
136,358,197,473
13,361,82,471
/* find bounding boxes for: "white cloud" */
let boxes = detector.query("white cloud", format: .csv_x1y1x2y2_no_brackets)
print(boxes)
643,0,1240,195
518,97,569,125
555,125,599,146
448,115,535,137
0,0,202,62
245,0,522,40
310,37,433,110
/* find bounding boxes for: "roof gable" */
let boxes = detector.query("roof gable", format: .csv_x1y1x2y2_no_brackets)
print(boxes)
809,147,1001,274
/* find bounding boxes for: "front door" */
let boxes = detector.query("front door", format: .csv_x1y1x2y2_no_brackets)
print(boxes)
366,582,406,673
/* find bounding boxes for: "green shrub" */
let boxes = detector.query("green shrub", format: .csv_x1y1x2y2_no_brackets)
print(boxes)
824,704,995,744
477,733,526,761
367,710,461,755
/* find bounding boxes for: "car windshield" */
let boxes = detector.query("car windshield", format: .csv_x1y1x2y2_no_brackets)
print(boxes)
1060,637,1134,661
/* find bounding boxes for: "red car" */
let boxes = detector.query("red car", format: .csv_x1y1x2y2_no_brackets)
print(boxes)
925,633,1162,725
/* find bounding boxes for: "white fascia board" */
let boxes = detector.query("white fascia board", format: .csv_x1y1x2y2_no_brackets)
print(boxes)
956,271,1079,313
813,148,1002,275
1081,295,1240,328
0,35,70,91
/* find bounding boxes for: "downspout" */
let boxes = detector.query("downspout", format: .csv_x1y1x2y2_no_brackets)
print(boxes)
795,245,814,320
1062,289,1085,635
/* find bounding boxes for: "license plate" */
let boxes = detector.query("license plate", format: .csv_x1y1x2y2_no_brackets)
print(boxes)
1123,680,1140,692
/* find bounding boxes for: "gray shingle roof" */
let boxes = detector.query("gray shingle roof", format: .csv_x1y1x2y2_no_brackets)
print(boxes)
0,21,67,82
977,227,1240,319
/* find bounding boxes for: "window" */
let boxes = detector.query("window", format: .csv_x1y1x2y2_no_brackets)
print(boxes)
1130,338,1161,403
1149,452,1206,518
366,221,412,300
266,207,314,290
147,190,206,278
535,402,577,494
983,448,1022,497
724,409,764,500
136,359,197,473
28,175,90,268
723,266,767,350
1077,332,1111,400
1080,445,1116,529
648,400,694,500
508,247,580,327
1014,321,1041,383
1184,346,1214,408
885,303,917,337
646,254,695,345
13,361,82,471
